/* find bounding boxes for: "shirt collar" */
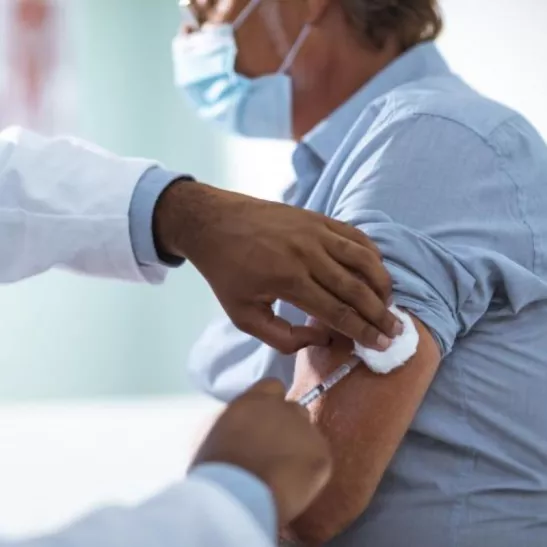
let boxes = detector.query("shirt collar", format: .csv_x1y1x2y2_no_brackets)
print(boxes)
303,42,452,164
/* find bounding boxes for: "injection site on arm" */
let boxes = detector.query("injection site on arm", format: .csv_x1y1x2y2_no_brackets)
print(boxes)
297,306,419,408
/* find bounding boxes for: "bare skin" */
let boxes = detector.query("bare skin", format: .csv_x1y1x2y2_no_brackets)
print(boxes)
284,316,440,545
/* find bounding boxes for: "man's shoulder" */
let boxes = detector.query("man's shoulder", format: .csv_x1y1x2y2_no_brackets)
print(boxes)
368,74,523,143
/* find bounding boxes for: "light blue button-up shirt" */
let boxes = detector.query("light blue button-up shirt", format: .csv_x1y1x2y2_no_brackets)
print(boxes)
188,42,547,546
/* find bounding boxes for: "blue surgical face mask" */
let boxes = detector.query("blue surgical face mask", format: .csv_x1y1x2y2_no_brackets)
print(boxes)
172,0,310,140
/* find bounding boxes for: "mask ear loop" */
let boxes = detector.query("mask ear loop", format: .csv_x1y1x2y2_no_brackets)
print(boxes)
278,23,311,74
233,0,263,30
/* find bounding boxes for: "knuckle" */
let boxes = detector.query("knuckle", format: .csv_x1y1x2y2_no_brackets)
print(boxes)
335,236,351,255
347,278,367,303
357,231,380,254
322,270,345,297
332,304,354,329
275,342,291,355
290,240,308,261
378,269,393,296
280,272,307,297
277,340,299,355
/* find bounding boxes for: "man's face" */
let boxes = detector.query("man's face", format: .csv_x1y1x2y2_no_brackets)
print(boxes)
181,0,393,139
186,0,318,77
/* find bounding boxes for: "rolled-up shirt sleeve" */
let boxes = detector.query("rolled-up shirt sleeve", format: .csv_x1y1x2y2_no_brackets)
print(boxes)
332,114,538,357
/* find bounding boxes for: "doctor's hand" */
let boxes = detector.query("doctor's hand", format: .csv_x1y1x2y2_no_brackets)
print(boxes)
154,180,400,353
191,379,332,526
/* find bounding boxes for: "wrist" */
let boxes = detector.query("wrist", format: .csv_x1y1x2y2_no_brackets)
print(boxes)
153,178,208,260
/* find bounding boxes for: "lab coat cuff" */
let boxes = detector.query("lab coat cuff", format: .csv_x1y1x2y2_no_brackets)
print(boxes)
129,167,191,268
190,463,278,540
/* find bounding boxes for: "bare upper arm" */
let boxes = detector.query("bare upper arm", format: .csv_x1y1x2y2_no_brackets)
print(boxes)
285,314,440,545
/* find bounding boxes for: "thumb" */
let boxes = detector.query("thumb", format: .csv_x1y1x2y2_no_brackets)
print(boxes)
237,303,331,354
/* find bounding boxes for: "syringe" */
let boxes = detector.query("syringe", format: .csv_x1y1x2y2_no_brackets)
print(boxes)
298,355,361,407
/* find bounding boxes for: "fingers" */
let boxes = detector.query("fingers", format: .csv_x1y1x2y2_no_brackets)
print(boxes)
326,236,393,304
232,303,331,354
326,218,382,258
289,278,397,351
312,267,401,345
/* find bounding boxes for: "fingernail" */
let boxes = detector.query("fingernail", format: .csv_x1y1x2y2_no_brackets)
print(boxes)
377,334,392,350
394,320,404,336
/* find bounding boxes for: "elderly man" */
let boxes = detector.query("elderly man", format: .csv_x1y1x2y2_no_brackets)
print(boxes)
185,0,547,546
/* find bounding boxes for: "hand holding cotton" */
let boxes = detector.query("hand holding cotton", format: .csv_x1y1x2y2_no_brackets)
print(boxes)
353,306,419,374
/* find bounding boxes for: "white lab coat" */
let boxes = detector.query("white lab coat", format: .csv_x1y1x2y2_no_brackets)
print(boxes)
0,478,273,547
0,126,166,284
0,127,275,547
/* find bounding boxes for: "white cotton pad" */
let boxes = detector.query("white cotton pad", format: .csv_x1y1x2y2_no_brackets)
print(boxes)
353,305,419,374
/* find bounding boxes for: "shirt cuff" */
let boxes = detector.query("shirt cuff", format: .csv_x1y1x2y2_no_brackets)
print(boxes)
129,167,190,267
190,463,277,540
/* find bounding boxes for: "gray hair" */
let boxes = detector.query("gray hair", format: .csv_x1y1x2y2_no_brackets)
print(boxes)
340,0,443,51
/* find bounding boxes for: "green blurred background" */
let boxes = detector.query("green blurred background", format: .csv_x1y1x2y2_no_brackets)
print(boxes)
0,0,225,401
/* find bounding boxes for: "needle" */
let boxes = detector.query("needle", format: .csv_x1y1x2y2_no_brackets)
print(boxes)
297,355,361,407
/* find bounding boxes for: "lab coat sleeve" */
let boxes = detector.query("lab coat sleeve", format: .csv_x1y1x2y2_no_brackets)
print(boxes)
129,167,187,267
0,126,168,284
0,464,277,547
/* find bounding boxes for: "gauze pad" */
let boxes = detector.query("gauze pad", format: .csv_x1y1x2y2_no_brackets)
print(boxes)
353,305,419,374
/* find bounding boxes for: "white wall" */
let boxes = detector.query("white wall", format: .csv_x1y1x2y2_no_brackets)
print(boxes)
226,0,547,198
0,398,223,538
439,0,547,137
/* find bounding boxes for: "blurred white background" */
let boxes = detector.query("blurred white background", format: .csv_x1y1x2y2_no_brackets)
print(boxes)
1,0,546,540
